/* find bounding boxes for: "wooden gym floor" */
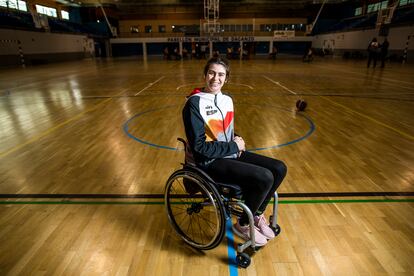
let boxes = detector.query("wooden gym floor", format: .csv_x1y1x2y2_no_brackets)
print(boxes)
0,57,413,275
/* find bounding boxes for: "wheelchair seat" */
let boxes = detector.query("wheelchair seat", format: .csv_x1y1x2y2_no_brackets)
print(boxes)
177,137,243,199
215,181,243,199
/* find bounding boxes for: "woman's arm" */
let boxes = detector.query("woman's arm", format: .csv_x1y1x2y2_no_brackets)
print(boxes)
183,98,239,159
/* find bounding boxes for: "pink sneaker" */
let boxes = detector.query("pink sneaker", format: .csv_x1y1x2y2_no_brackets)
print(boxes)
233,222,268,247
254,215,275,240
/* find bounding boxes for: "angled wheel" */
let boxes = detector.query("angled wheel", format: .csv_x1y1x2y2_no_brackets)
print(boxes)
271,224,281,236
269,215,281,237
164,169,226,250
236,253,251,268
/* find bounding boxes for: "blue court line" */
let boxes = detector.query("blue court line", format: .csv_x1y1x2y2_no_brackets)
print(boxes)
226,218,238,276
123,104,315,151
248,111,315,151
123,105,180,150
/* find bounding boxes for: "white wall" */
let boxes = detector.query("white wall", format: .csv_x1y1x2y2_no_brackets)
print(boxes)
0,29,94,55
312,26,414,53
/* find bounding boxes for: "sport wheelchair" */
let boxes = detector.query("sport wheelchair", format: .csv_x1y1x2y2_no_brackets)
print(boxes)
164,138,281,268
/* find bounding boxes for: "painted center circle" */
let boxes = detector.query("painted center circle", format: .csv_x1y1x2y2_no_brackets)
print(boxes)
123,104,315,151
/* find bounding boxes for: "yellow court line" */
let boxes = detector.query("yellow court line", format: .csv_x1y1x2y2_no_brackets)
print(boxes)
321,96,414,141
0,98,112,159
0,81,142,159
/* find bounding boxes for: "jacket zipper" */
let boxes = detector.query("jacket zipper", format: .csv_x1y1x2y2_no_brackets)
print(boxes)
214,94,228,142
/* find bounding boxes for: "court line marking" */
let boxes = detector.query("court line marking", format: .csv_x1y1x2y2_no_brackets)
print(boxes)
311,64,414,90
3,197,412,275
135,76,165,96
0,84,134,159
1,199,413,204
2,196,412,275
0,99,110,159
320,96,414,141
123,104,315,151
2,191,412,198
262,76,297,95
226,219,238,276
0,62,117,91
176,82,254,90
176,83,203,90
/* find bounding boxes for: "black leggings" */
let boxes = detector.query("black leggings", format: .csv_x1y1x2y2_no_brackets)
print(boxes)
205,151,287,225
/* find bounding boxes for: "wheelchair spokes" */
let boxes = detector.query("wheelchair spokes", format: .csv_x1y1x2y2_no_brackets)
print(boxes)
164,170,226,250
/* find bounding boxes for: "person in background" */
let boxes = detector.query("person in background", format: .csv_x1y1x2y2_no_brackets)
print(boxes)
367,37,379,68
269,45,278,60
380,38,389,68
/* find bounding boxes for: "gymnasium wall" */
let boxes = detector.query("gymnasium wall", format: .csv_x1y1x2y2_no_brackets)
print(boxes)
312,25,414,59
118,17,307,37
0,28,94,67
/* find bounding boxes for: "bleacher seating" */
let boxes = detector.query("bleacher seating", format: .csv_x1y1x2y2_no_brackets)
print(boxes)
391,5,414,25
313,5,414,35
0,10,36,31
0,10,111,37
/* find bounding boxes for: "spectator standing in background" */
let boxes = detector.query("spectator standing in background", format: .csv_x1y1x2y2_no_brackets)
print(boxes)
380,38,389,68
367,37,379,68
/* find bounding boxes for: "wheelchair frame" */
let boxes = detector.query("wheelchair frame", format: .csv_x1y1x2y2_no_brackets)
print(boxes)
164,138,280,268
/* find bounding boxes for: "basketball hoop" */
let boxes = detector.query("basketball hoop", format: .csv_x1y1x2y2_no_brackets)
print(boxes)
376,8,390,27
203,0,220,36
376,2,398,28
203,22,220,36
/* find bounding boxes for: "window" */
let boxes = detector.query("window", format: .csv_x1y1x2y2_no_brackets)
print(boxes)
145,25,152,33
17,0,26,11
367,3,379,13
172,25,181,32
158,25,166,33
266,24,272,32
1,0,26,11
61,10,69,20
130,26,139,33
355,7,362,16
367,1,387,13
399,0,414,5
36,4,57,17
8,0,17,9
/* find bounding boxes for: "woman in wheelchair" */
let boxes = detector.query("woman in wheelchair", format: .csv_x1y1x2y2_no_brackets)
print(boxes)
182,57,287,247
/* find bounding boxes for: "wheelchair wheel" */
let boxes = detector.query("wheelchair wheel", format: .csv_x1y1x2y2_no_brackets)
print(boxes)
236,253,251,268
164,169,226,250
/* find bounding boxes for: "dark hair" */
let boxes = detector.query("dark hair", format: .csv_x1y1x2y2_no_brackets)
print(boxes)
203,57,230,80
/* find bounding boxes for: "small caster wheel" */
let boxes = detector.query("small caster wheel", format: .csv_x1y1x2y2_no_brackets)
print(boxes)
236,253,251,268
270,224,281,236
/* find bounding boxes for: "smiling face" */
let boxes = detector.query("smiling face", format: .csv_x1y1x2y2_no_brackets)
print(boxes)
204,63,227,94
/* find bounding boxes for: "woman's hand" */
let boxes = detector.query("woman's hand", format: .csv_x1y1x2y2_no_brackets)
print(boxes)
233,136,245,153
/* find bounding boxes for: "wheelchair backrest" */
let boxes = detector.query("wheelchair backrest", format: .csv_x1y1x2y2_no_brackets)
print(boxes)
177,137,196,166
